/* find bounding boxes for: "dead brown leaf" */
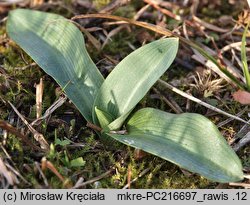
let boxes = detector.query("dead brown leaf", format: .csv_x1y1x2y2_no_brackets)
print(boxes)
232,90,250,104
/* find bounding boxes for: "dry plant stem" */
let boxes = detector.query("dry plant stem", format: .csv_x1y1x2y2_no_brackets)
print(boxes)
72,21,101,50
127,166,132,189
41,158,64,183
157,79,249,125
0,145,29,184
0,17,7,24
143,0,181,21
229,182,250,189
0,0,26,6
36,78,44,119
220,42,243,53
4,162,30,185
0,143,12,160
101,25,128,49
152,87,183,114
192,15,230,33
31,96,67,126
86,122,102,132
8,101,49,151
122,168,150,189
74,177,84,188
217,107,248,128
0,157,14,186
0,120,42,151
133,4,150,20
99,0,131,14
72,169,113,189
35,162,49,187
233,131,250,152
182,23,243,83
71,14,245,90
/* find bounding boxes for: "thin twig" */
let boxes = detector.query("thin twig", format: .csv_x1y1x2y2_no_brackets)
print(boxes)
157,79,249,125
41,158,71,188
72,169,113,189
233,131,250,151
229,182,250,188
35,162,49,187
133,4,150,20
31,96,67,126
192,15,230,33
86,122,102,132
5,163,30,185
8,101,49,151
0,157,15,186
36,78,44,119
143,0,182,21
99,0,131,14
122,168,150,189
73,177,84,188
152,87,183,114
0,120,42,152
217,107,248,128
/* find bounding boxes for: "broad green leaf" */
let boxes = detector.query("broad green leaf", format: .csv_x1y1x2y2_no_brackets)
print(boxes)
108,108,243,182
93,38,179,128
7,9,104,122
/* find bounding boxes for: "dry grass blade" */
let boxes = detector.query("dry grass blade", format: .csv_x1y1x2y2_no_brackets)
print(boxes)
71,13,245,89
36,78,43,119
41,157,71,187
233,131,250,151
31,96,67,126
30,0,43,7
0,157,15,186
192,15,230,33
192,51,237,83
72,169,113,188
99,0,131,13
72,13,172,36
101,25,128,49
144,0,181,21
152,87,183,114
0,120,42,151
217,107,248,128
229,182,250,188
221,42,243,53
4,162,30,185
133,4,150,20
157,79,249,125
0,0,26,6
127,166,132,189
8,101,49,151
35,162,49,187
72,21,102,50
182,23,244,83
122,168,150,189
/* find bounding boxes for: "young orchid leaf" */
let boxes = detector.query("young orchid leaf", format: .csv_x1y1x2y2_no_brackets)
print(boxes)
7,9,104,122
241,21,250,91
95,107,115,129
108,108,243,183
93,38,179,129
